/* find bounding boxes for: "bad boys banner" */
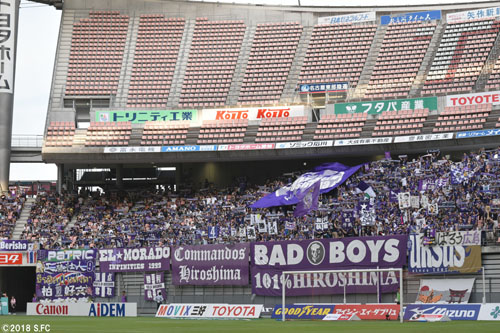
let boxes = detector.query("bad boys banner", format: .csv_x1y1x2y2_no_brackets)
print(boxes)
99,247,170,272
172,243,249,285
251,235,407,296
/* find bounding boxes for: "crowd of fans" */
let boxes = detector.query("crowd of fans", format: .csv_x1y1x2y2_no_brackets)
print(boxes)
0,193,25,239
16,147,500,249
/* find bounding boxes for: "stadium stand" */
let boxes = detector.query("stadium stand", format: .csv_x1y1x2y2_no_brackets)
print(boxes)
366,21,436,99
127,16,185,108
21,147,500,249
197,119,248,144
422,18,500,96
373,108,429,136
485,54,500,90
85,122,132,146
44,121,75,147
0,194,24,240
238,22,302,104
178,18,246,108
433,103,491,132
299,23,377,88
313,113,367,140
255,116,307,142
65,11,129,96
141,120,190,146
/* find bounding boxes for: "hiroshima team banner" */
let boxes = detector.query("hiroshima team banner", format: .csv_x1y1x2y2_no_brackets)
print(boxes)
250,235,407,296
201,105,305,121
408,233,482,274
98,247,171,272
96,110,197,123
335,97,437,114
172,243,249,285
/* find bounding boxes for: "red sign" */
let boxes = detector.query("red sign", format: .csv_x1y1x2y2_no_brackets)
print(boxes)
0,252,22,265
333,304,400,320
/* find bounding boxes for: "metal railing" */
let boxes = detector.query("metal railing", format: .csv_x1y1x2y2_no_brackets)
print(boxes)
11,135,44,148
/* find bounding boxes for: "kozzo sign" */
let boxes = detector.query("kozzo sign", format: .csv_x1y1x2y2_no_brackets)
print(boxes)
202,106,305,121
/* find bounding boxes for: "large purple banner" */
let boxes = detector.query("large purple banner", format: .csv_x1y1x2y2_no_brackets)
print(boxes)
172,243,249,285
251,235,407,296
99,247,170,272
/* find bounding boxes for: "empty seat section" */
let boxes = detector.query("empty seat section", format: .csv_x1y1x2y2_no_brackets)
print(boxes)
434,104,491,132
238,22,302,104
366,22,436,99
179,18,246,108
422,18,500,96
141,121,190,146
197,119,248,144
44,121,76,147
85,122,132,146
65,11,129,96
372,109,429,136
486,55,500,90
255,116,307,142
299,23,377,88
313,113,367,140
127,16,185,108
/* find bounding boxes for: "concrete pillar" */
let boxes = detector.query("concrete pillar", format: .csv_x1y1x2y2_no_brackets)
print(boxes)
56,164,64,194
0,1,20,193
116,164,123,188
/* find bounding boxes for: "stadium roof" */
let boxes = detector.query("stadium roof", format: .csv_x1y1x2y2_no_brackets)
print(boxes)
28,0,500,10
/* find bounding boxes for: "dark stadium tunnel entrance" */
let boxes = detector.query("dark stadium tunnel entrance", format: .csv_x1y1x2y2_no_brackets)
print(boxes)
0,267,36,313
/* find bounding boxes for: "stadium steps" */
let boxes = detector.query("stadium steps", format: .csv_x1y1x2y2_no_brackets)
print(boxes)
351,24,388,100
301,122,318,141
243,125,259,143
63,213,79,234
281,26,313,103
72,129,87,147
420,114,440,134
11,197,35,240
115,15,139,108
484,107,500,128
166,19,195,109
409,21,446,98
226,25,256,106
474,29,500,92
185,126,201,145
128,126,144,146
359,117,377,138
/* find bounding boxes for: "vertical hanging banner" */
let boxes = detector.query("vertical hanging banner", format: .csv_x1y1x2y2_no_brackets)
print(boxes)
172,243,249,285
251,235,407,296
36,249,96,301
94,272,115,298
0,0,15,93
408,233,482,274
144,272,166,301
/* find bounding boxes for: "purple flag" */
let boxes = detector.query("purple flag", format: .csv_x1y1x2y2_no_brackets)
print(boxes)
251,163,362,208
385,151,391,160
172,243,249,285
94,272,115,298
251,235,407,296
294,180,320,217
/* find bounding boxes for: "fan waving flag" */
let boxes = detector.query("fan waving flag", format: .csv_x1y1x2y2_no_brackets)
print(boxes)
251,163,362,208
294,180,321,217
356,180,376,199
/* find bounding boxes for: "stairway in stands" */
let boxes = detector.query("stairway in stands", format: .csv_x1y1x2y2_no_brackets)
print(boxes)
11,197,35,240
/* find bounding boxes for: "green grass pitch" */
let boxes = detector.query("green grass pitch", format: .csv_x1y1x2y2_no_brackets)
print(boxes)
0,316,499,333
